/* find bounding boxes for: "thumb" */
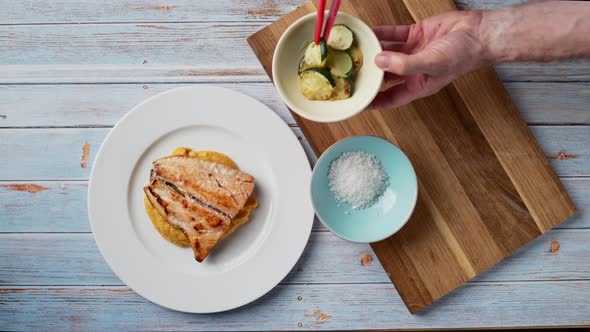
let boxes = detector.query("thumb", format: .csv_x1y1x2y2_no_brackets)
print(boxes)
375,51,436,76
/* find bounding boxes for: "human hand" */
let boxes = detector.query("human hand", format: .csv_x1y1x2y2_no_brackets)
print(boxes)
367,11,492,111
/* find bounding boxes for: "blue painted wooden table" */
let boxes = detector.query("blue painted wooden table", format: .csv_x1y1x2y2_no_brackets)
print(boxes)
1,0,589,330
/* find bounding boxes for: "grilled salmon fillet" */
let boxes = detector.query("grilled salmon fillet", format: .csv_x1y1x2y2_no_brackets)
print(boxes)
144,155,255,262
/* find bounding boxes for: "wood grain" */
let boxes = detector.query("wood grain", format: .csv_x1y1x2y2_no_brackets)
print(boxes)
0,128,314,180
0,65,269,84
401,0,574,233
1,0,302,24
0,0,526,25
248,0,576,313
0,23,589,83
0,182,89,232
0,22,263,66
2,63,588,84
0,0,588,330
1,83,589,128
0,127,586,179
1,229,588,286
2,178,587,234
2,282,589,331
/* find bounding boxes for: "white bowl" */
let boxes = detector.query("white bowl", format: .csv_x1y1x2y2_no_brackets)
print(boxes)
272,11,384,123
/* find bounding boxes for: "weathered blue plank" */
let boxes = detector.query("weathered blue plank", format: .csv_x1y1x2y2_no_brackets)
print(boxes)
0,229,587,286
0,83,291,127
0,23,263,66
530,126,590,177
0,0,302,24
0,0,526,25
505,82,590,124
456,0,527,10
1,83,588,128
0,128,315,180
561,178,590,228
0,65,269,84
0,129,103,180
473,229,589,281
1,178,587,233
0,232,377,285
2,63,587,84
0,23,588,83
1,281,589,330
496,60,590,82
0,127,586,180
0,182,88,232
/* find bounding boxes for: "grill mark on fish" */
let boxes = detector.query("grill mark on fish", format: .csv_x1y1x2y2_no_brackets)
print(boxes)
147,186,168,213
158,176,232,219
212,175,240,207
153,156,254,217
145,180,229,262
146,155,256,262
162,179,182,195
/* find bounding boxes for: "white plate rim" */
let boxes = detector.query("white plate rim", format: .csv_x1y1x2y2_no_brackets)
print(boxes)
88,86,314,313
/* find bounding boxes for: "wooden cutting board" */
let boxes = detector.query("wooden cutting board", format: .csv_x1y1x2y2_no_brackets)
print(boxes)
248,0,576,313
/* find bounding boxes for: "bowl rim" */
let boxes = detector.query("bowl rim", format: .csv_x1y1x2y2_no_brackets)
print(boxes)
272,11,384,123
310,135,418,243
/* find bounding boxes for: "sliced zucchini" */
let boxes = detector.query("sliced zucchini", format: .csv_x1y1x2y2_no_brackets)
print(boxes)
347,45,363,75
298,56,311,75
332,77,352,100
299,68,335,100
304,40,328,68
327,49,354,78
327,25,354,50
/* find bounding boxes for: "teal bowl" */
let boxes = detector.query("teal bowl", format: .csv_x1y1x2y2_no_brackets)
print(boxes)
311,136,418,243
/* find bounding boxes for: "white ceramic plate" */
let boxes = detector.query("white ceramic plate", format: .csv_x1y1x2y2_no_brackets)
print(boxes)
88,86,314,313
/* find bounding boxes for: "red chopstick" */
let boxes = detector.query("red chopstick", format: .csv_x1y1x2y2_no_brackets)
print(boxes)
314,0,327,44
323,0,342,42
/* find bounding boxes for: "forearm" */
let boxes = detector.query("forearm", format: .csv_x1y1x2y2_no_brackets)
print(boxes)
479,1,590,63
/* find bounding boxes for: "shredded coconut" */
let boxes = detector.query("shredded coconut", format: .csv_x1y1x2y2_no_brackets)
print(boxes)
328,151,389,209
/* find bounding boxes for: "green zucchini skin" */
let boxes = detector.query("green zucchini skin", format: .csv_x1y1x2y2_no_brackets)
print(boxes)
301,68,335,86
319,39,328,60
327,25,354,50
298,56,311,75
304,39,328,67
328,49,354,78
298,29,363,101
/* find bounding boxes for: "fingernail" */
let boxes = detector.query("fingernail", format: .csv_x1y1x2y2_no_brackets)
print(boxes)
375,54,391,69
